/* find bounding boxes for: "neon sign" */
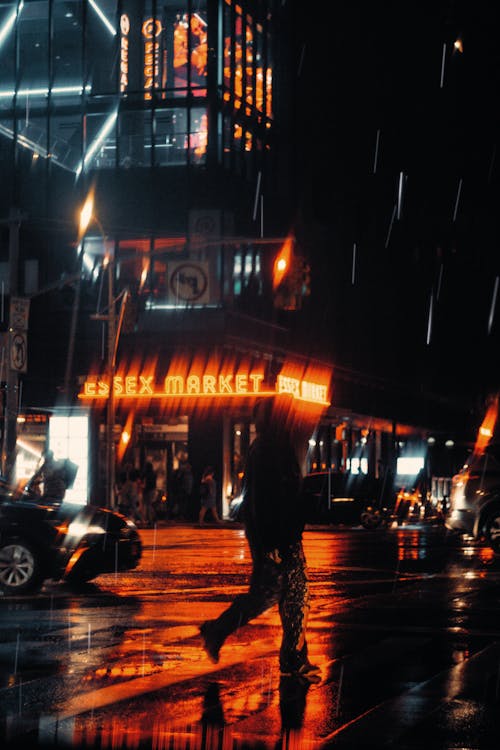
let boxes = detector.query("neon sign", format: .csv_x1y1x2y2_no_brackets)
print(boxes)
142,18,162,99
120,14,130,93
277,374,328,404
79,370,330,406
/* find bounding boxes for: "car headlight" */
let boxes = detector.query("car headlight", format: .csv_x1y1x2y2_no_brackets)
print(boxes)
67,519,106,537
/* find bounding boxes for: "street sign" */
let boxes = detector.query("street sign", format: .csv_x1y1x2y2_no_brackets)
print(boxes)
9,296,30,331
10,330,27,373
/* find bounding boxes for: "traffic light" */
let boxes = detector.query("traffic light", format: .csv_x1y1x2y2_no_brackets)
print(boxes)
273,251,310,310
301,260,311,297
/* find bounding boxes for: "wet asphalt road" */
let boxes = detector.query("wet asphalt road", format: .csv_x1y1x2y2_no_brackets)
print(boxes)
1,520,500,750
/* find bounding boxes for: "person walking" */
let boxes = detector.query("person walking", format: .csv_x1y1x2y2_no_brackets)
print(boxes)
117,464,143,524
172,451,194,519
198,466,221,524
141,461,157,527
199,396,321,682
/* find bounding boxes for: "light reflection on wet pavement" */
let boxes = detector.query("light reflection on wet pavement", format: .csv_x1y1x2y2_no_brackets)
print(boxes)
2,523,500,749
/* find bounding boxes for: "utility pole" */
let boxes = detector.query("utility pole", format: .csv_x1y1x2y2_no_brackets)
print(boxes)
1,208,22,480
92,251,129,509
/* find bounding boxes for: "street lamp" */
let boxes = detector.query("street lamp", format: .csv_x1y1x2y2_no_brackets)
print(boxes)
78,191,95,242
63,189,95,398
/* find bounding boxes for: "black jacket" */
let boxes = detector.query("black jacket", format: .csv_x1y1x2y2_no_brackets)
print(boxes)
241,430,305,553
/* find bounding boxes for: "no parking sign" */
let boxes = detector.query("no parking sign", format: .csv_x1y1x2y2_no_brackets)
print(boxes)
10,331,27,373
8,297,30,373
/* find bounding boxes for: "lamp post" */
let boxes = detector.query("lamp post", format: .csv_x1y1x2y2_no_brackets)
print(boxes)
64,190,95,398
91,245,129,509
106,251,116,510
1,208,22,480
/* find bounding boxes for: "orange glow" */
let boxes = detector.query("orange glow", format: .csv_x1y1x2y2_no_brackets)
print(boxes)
192,113,208,158
473,393,498,455
190,14,207,76
454,38,463,53
78,188,95,241
272,235,294,290
173,18,188,68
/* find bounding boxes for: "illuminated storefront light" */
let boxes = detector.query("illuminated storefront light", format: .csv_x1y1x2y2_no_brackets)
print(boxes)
49,415,90,505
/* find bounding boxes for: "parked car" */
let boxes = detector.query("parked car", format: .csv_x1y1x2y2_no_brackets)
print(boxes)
445,442,500,553
0,481,142,595
301,471,391,525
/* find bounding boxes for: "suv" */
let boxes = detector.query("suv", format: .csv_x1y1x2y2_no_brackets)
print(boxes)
302,471,390,525
445,442,500,552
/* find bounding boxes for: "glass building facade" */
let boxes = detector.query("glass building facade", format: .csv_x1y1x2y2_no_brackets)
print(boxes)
0,0,290,318
0,0,274,177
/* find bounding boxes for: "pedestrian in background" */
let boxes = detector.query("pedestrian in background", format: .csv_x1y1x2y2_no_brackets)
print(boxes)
31,449,68,503
117,464,143,524
141,461,157,527
172,450,194,519
198,466,221,524
199,396,321,682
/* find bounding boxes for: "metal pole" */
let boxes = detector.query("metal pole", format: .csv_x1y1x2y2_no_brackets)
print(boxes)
63,243,84,399
2,209,21,480
107,256,116,509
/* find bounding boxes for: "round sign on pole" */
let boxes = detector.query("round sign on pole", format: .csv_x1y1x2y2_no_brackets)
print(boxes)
10,331,27,373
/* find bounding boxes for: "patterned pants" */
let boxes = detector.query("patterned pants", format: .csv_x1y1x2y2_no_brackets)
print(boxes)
210,538,311,670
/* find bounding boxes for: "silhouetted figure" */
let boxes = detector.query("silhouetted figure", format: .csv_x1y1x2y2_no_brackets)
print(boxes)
141,461,157,527
199,397,321,682
172,451,194,519
199,466,221,524
31,450,67,503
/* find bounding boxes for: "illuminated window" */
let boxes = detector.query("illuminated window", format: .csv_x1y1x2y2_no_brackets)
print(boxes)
396,456,424,477
49,415,89,505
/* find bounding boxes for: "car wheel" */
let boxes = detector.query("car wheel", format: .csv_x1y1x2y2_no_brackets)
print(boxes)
484,509,500,553
0,539,44,594
360,507,383,529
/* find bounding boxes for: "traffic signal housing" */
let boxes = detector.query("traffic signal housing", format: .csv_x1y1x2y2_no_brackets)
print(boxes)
273,252,311,310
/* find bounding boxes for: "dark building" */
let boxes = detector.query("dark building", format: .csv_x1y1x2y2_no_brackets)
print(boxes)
0,0,474,514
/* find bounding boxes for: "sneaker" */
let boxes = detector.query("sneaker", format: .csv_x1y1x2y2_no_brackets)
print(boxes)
280,661,322,683
199,620,222,664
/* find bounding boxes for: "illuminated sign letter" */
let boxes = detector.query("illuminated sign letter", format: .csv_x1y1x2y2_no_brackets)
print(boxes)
186,375,200,394
84,381,96,396
219,374,233,393
114,376,123,395
125,376,137,395
139,375,154,394
164,375,184,394
203,375,216,393
98,380,109,396
249,373,264,392
277,375,300,398
235,374,247,393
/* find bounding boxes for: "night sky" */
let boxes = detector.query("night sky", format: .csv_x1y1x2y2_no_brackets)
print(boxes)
292,1,500,415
